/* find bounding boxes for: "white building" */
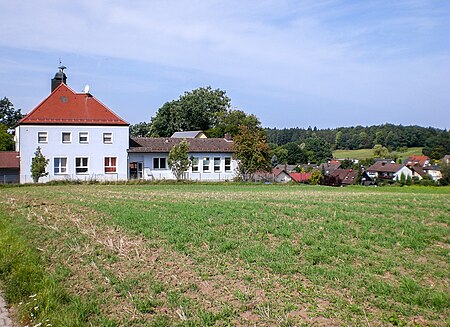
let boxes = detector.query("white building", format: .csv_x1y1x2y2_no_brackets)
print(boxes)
128,137,237,181
16,67,129,183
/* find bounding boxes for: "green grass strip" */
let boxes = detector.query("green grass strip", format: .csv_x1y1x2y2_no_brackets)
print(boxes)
0,209,113,327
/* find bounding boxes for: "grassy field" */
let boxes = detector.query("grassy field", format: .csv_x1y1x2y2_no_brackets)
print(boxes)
333,147,423,160
0,183,449,326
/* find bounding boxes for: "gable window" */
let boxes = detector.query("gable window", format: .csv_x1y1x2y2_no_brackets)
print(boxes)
79,132,89,143
214,157,221,172
38,132,48,143
75,157,89,174
153,157,167,169
203,157,210,172
62,132,71,143
104,157,117,173
103,132,113,144
192,157,199,172
225,157,231,172
54,157,67,174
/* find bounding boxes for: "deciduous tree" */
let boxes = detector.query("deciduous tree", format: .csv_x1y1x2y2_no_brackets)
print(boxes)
206,109,260,138
373,144,389,158
149,87,231,137
303,137,332,163
233,125,271,180
0,97,23,151
0,124,14,151
0,97,23,128
168,139,191,180
130,122,151,137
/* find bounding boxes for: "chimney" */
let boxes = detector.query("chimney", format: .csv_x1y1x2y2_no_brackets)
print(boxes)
51,64,67,92
224,133,232,141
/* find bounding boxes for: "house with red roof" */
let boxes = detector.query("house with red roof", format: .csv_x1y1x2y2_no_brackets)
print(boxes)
15,66,129,183
405,155,430,167
289,172,312,183
366,162,412,182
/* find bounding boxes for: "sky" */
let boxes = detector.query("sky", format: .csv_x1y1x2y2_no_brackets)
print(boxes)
0,0,449,129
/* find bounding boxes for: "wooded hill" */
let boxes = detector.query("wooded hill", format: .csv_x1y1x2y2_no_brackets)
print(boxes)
266,124,449,159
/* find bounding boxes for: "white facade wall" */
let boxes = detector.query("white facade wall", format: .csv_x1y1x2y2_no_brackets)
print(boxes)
393,166,413,181
275,172,291,183
128,152,237,181
17,125,129,183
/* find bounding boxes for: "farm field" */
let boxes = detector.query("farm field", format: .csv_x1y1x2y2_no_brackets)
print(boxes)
333,147,423,160
0,184,449,326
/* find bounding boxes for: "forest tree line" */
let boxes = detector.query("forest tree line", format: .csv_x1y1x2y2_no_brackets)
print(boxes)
266,124,450,160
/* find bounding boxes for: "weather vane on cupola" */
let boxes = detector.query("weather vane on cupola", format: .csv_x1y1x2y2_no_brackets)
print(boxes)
51,59,68,92
58,58,67,72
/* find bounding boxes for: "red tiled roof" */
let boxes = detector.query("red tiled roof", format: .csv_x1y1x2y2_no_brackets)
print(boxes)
0,152,20,169
129,137,234,153
367,162,404,173
405,155,430,167
289,172,311,182
271,167,287,177
330,169,358,185
19,83,128,126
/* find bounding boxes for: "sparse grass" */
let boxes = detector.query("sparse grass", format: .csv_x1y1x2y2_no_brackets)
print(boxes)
0,183,448,326
333,146,423,160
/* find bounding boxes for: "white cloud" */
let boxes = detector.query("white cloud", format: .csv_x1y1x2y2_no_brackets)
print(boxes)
0,0,449,128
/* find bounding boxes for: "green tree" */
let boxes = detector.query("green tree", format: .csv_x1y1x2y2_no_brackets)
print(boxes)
233,125,271,180
0,124,14,151
373,144,389,158
0,97,23,128
130,122,151,137
374,131,385,146
149,87,231,137
30,147,49,183
206,109,260,138
0,97,23,151
334,130,343,149
439,163,450,186
168,139,191,180
281,142,307,164
272,147,289,165
303,137,332,163
309,170,323,185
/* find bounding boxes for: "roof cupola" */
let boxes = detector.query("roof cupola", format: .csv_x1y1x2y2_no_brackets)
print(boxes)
51,63,67,92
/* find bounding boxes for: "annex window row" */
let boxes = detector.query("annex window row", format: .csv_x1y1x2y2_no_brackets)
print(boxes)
38,132,113,144
191,156,232,173
53,157,118,175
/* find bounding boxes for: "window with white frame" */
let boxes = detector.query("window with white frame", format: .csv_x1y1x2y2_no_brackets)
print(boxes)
62,132,71,143
54,157,67,174
214,157,221,172
79,132,89,143
104,157,117,173
103,132,113,144
203,157,210,172
75,157,89,174
191,157,199,172
225,157,231,172
38,132,48,143
153,157,167,169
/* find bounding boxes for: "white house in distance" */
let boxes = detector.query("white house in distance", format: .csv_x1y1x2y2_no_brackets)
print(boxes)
366,161,412,181
128,136,237,181
15,66,130,183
